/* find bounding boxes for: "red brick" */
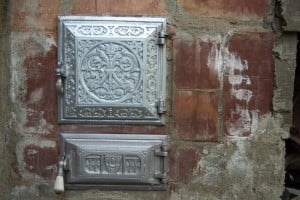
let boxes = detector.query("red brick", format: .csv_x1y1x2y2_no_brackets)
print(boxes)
71,0,97,15
222,33,275,137
24,144,58,179
174,39,220,89
178,149,200,183
96,0,166,15
24,45,57,129
226,33,275,79
223,76,273,136
169,146,200,183
178,148,200,183
173,90,218,140
59,124,166,135
178,0,267,17
10,0,60,31
168,145,178,182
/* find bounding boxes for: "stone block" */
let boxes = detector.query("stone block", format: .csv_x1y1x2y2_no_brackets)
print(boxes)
282,0,300,31
178,0,267,17
273,34,297,113
71,0,97,15
96,0,167,15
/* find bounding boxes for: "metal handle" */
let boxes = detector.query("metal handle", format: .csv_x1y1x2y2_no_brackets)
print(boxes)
56,63,66,94
54,156,66,194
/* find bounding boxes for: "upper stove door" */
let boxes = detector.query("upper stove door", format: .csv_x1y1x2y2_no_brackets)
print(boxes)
57,16,167,125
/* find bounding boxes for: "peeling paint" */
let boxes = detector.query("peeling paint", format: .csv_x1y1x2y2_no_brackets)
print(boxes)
228,75,251,85
227,106,259,136
205,33,265,136
16,138,56,180
230,88,253,102
28,88,43,104
10,32,56,137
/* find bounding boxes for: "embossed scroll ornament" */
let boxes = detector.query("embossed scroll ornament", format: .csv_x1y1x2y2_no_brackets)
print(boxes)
57,16,166,124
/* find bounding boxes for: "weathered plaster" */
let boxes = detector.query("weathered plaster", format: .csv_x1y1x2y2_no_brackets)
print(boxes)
174,116,286,200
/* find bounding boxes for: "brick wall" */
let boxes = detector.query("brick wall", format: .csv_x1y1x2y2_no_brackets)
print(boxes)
4,0,295,199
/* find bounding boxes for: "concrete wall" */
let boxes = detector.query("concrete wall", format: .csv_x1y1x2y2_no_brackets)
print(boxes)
0,0,299,199
0,0,14,199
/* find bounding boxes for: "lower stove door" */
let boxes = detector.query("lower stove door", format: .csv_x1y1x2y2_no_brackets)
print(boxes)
59,133,169,190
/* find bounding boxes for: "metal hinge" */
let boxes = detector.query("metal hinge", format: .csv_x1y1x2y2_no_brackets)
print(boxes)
155,144,168,157
154,143,168,184
56,62,66,94
156,31,167,45
156,99,166,115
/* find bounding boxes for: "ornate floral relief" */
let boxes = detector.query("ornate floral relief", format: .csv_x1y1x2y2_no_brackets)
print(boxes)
77,40,95,62
79,42,142,103
123,41,144,59
145,37,159,106
64,29,77,117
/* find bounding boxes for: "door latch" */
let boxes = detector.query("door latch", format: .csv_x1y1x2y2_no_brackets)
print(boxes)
56,62,66,94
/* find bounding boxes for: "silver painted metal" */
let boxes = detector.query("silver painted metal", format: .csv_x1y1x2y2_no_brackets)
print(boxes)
57,16,167,124
59,133,169,190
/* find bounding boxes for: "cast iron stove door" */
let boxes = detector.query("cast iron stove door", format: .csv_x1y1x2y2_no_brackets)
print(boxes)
60,133,169,190
57,16,167,124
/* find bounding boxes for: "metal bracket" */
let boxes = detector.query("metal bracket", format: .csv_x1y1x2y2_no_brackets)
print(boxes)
54,155,68,194
155,144,168,157
157,31,167,45
57,154,69,173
